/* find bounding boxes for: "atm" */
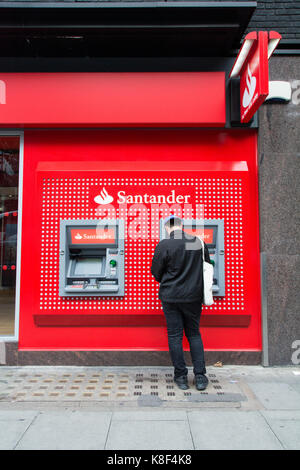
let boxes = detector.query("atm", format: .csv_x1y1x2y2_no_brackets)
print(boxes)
59,219,124,296
160,218,225,296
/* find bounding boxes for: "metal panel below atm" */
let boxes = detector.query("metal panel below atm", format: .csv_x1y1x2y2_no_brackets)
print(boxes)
59,219,124,296
159,219,225,297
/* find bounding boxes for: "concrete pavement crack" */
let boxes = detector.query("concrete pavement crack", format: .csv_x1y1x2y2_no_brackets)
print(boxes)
104,411,113,450
258,410,285,450
186,412,196,450
13,411,40,450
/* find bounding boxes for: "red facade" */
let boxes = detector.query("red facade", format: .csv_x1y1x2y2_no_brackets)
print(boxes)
19,129,261,351
0,72,225,127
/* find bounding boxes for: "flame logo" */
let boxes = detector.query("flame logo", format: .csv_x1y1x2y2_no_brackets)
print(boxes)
94,187,114,205
74,233,83,239
242,65,256,108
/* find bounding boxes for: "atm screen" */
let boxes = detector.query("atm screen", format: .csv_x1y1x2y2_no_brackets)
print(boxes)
183,228,214,245
69,227,116,246
74,257,103,276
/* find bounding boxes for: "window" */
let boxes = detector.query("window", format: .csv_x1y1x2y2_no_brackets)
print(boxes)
0,136,20,336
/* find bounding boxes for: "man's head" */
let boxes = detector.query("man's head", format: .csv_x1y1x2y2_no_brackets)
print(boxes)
164,215,183,235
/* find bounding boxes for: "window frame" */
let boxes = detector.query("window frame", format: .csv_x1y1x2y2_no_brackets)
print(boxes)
0,130,24,341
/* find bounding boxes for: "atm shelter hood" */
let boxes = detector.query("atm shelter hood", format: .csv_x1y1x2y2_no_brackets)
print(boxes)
0,72,225,127
18,129,262,351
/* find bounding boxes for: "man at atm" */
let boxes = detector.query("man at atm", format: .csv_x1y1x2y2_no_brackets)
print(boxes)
151,215,212,392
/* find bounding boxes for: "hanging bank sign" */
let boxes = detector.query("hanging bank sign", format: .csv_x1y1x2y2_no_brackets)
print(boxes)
230,31,281,123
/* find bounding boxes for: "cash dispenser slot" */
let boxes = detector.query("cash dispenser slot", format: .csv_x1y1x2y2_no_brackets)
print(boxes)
59,219,125,297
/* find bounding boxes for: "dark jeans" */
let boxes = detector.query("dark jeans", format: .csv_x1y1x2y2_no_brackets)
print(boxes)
162,301,206,379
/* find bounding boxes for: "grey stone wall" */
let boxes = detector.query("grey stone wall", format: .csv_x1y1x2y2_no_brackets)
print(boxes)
247,0,300,41
258,56,300,365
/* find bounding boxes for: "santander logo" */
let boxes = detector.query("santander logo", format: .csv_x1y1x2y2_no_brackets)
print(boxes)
242,65,256,109
94,187,191,205
94,187,114,205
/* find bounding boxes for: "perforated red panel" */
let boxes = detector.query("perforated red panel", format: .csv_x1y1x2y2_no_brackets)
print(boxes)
39,176,244,314
19,130,262,350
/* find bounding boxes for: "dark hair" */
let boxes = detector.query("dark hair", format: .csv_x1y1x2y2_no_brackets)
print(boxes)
164,217,182,229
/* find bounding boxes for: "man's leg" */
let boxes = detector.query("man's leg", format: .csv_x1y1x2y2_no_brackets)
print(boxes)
161,302,188,380
178,302,206,377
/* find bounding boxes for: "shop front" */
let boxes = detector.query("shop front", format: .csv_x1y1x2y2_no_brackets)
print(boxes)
0,68,264,365
0,134,21,339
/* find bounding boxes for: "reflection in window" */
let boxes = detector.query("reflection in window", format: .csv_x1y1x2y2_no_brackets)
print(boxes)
0,136,19,336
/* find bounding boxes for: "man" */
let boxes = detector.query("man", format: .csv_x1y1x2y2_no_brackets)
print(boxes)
151,215,212,391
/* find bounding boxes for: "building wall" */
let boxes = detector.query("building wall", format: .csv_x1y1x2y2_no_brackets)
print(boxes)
1,1,299,366
247,0,300,42
258,56,300,365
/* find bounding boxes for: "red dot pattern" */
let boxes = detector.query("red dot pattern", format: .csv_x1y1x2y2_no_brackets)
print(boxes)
40,176,245,313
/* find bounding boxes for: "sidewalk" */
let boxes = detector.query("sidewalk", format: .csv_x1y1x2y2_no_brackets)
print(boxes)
0,365,299,450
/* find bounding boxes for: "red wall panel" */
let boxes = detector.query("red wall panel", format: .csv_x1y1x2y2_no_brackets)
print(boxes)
19,129,261,351
0,72,225,127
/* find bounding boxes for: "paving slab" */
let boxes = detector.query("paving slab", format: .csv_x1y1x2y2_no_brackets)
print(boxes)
260,411,300,450
0,366,299,450
15,411,112,450
105,419,193,450
112,410,188,421
0,366,246,407
0,411,37,450
188,410,284,450
291,383,300,394
247,382,300,410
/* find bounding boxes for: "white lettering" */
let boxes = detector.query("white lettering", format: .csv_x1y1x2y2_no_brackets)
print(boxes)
81,232,113,240
128,204,149,240
291,80,300,105
117,190,191,205
166,190,176,204
291,340,300,365
116,190,126,204
0,80,6,105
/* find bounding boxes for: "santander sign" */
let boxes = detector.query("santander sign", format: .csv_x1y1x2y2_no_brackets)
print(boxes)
94,187,191,205
230,31,281,123
242,65,257,109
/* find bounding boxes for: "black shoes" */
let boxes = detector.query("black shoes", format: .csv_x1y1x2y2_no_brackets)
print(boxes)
194,374,209,391
174,374,209,391
174,375,189,390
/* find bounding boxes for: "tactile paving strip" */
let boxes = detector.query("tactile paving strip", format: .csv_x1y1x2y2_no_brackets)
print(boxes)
0,368,246,404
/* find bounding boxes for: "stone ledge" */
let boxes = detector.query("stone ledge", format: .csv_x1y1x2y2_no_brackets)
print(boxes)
2,342,261,366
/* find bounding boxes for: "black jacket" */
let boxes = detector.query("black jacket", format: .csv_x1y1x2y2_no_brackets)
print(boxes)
151,229,212,303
